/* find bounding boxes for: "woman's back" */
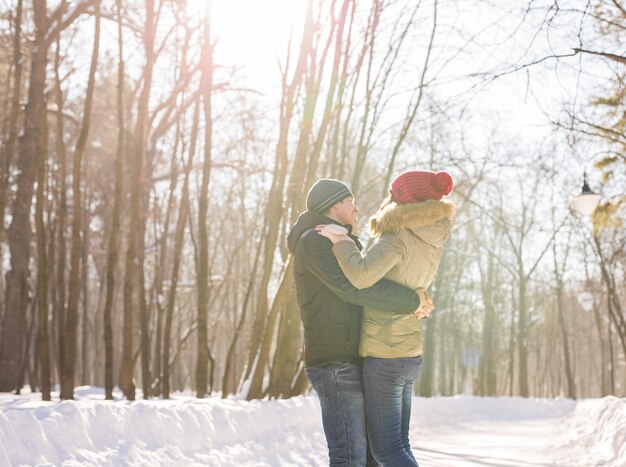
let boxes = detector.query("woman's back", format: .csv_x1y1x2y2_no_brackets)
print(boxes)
373,200,453,290
332,199,455,358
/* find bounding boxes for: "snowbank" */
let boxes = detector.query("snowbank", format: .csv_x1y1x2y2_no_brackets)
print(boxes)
0,387,327,466
1,387,625,466
556,396,626,467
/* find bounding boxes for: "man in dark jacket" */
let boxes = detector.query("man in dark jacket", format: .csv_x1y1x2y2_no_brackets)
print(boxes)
287,178,430,467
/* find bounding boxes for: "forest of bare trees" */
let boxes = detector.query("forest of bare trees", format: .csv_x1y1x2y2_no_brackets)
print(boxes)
0,0,624,402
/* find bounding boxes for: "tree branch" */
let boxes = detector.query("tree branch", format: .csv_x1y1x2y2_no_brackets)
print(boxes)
573,48,626,65
45,0,97,49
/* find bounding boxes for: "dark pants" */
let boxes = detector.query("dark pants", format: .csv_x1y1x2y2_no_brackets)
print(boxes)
362,356,423,467
306,361,370,466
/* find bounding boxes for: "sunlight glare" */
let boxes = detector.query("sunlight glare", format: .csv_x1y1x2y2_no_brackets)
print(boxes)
189,0,307,85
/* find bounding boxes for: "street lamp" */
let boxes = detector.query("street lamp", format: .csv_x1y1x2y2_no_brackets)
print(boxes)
571,172,602,215
570,150,625,216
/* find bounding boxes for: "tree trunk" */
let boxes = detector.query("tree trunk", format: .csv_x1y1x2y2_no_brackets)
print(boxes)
121,0,156,401
266,3,353,392
285,2,321,221
419,251,450,397
152,129,180,396
163,103,199,399
52,35,70,397
327,0,356,179
35,87,51,401
103,0,126,401
45,168,58,392
138,184,151,398
222,240,261,397
61,0,100,400
437,313,448,395
517,273,529,397
81,193,91,385
0,0,48,392
508,286,516,396
351,0,382,194
195,6,214,398
247,260,293,400
479,253,497,396
20,297,37,393
553,242,575,398
304,0,352,189
584,255,607,395
0,0,24,267
241,3,310,391
594,235,626,356
267,277,300,398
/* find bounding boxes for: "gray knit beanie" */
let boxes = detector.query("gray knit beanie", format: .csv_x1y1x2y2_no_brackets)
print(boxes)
306,179,353,213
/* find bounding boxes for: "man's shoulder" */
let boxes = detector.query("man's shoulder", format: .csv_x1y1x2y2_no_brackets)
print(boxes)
297,228,330,251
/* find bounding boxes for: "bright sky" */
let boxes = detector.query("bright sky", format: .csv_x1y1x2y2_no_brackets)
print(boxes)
208,0,308,90
63,0,615,202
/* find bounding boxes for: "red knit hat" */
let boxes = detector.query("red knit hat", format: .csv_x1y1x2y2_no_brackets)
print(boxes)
390,170,453,204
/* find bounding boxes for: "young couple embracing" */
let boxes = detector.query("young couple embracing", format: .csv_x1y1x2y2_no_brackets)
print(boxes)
287,171,455,467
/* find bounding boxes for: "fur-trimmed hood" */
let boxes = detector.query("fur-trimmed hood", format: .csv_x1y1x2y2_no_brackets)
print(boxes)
369,199,456,247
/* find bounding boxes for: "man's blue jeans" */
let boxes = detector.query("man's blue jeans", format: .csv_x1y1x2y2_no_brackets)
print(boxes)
306,361,368,466
362,356,423,467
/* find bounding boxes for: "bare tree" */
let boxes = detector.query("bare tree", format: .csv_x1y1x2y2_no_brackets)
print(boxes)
162,102,200,399
102,0,126,401
35,81,51,401
0,0,95,393
0,0,23,266
240,2,310,397
121,0,157,401
195,2,214,398
60,0,100,400
552,222,576,398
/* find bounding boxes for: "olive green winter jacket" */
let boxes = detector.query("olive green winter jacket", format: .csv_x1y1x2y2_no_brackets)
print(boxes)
332,199,455,358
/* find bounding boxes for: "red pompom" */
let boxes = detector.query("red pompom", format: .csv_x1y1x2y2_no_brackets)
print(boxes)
433,172,453,196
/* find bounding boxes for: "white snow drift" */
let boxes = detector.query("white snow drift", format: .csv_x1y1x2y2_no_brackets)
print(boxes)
0,387,624,466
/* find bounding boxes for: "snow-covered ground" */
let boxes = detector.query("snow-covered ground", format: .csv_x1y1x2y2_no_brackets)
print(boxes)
1,387,625,466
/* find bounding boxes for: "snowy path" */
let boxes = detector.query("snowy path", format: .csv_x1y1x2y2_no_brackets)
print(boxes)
1,388,625,466
412,399,574,466
410,396,626,467
414,419,561,466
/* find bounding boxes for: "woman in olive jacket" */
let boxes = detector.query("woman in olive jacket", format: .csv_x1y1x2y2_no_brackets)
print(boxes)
318,170,455,467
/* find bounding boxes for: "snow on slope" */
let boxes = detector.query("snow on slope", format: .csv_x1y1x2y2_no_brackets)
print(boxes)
0,387,327,466
557,396,626,466
1,387,625,466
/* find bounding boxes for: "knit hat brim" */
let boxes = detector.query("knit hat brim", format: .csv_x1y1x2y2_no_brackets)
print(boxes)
306,179,353,213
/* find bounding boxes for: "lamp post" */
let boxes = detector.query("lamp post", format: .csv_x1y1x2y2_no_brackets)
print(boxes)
570,151,625,216
570,172,602,215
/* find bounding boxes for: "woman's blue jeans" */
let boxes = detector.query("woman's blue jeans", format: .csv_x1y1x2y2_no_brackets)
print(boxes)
306,361,368,466
362,356,423,467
